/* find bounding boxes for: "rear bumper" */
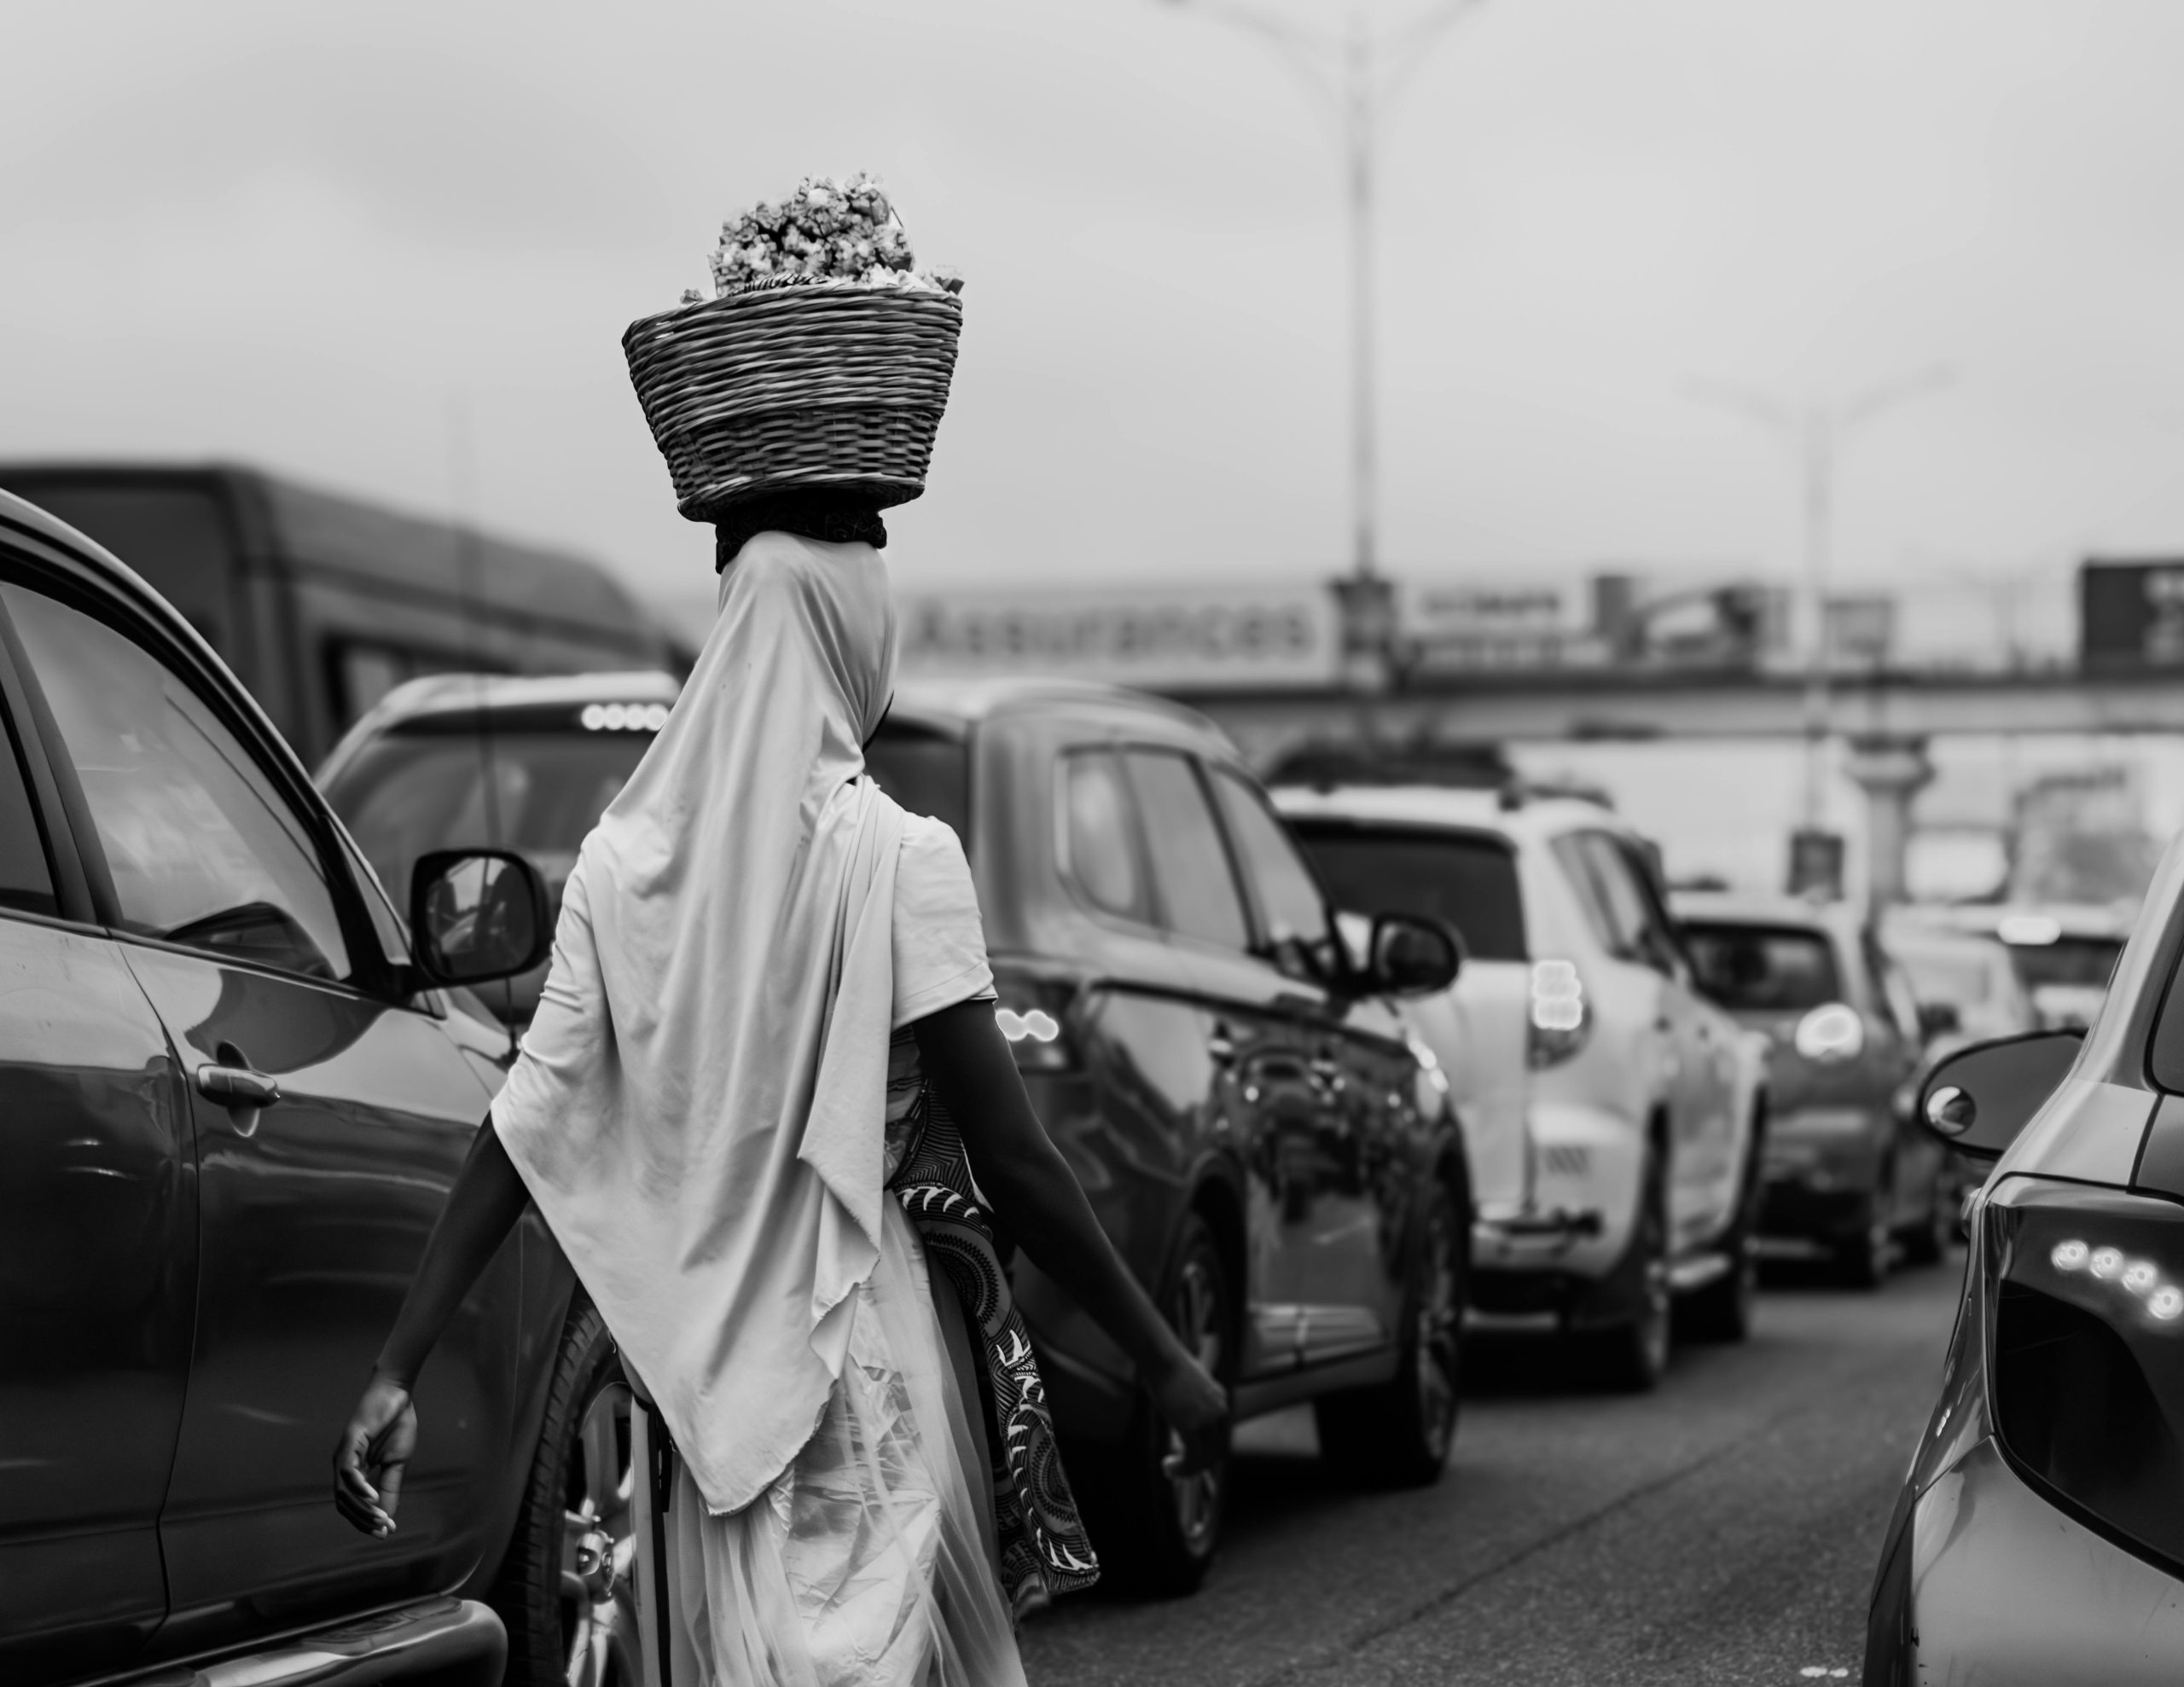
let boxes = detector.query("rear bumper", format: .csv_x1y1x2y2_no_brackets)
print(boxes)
113,1597,504,1687
1877,1437,2184,1684
1758,1107,1887,1240
1472,1100,1641,1285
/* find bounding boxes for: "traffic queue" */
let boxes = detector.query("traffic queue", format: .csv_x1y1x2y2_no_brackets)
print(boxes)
0,481,2142,1685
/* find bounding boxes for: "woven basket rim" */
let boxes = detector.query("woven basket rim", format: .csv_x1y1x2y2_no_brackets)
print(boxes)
624,282,963,348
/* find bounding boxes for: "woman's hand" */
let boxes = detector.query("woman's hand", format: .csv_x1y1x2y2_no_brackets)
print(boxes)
1150,1344,1229,1477
332,1371,417,1538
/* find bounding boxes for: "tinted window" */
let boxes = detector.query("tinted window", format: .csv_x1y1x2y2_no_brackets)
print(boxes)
1060,748,1145,920
1209,770,1335,977
1558,831,1676,972
1295,825,1525,962
0,698,55,917
864,723,969,842
6,584,351,981
1684,923,1842,1012
1124,750,1249,951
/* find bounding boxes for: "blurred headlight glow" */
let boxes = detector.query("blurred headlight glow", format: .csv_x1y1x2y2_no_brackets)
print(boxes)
2052,1239,2089,1271
580,701,671,733
1792,1002,1866,1063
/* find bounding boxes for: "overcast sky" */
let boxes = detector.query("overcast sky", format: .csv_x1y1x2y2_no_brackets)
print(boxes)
9,0,2184,619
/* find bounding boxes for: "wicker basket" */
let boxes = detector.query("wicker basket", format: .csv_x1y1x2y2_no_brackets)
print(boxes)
622,284,964,521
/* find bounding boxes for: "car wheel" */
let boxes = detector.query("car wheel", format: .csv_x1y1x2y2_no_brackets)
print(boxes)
1076,1214,1234,1597
1901,1171,1952,1267
1316,1176,1468,1487
1833,1187,1891,1290
492,1297,642,1687
1589,1146,1671,1391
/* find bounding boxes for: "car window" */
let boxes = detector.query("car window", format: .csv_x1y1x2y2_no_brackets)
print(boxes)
1565,833,1658,968
0,694,56,918
1294,825,1526,962
1122,749,1249,951
1059,748,1146,920
1683,923,1840,1011
1549,833,1620,954
1208,768,1335,978
864,722,970,842
3,583,352,982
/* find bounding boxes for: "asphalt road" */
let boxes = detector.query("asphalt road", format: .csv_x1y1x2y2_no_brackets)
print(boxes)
1021,1255,1965,1687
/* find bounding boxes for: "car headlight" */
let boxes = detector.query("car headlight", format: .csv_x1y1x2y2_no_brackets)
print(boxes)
1792,1002,1865,1063
1984,1177,2184,1576
990,970,1079,1074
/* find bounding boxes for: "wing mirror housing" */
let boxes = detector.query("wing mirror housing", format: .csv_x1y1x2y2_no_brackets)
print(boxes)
1917,1028,2084,1163
1350,912,1462,1000
409,849,553,988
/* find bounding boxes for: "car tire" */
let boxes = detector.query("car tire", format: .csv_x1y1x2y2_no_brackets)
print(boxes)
491,1296,642,1687
1316,1174,1468,1488
1901,1172,1952,1267
1681,1127,1762,1344
1074,1213,1234,1598
1833,1186,1891,1290
1587,1145,1671,1392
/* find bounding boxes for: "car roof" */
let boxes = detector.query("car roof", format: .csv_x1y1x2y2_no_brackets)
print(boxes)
355,670,682,722
1269,780,1618,843
886,675,1230,740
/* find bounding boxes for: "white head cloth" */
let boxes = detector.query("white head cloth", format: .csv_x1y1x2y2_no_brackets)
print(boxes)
493,531,909,1515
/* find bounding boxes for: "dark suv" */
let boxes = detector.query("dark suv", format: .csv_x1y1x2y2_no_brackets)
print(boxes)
322,671,1472,1593
0,490,619,1687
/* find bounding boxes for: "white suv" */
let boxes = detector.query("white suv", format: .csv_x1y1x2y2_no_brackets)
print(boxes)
1276,784,1769,1386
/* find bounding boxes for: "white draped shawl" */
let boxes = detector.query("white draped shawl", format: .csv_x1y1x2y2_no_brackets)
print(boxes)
493,531,911,1515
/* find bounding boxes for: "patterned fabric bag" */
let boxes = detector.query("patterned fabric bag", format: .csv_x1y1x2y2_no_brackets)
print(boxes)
887,1089,1101,1616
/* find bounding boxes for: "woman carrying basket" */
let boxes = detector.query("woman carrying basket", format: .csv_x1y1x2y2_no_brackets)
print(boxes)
329,181,1226,1685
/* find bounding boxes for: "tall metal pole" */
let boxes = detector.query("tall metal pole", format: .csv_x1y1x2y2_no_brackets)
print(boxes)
1345,9,1377,583
1799,411,1833,832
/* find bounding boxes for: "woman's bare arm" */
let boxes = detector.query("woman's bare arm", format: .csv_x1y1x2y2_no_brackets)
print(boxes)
332,1115,530,1535
911,999,1228,1458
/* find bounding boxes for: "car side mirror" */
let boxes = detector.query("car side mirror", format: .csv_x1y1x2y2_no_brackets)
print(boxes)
1917,1000,1960,1041
410,849,552,988
1362,913,1462,999
1918,1028,2083,1163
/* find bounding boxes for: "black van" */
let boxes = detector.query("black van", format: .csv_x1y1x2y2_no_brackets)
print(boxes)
0,463,673,765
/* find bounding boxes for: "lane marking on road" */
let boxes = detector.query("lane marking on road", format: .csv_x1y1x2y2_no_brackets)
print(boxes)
1236,1337,1933,1687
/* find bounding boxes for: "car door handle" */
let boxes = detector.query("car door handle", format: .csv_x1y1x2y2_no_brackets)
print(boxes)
196,1063,282,1109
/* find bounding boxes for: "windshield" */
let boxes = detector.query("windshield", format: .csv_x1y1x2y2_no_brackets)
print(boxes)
1292,826,1526,961
325,728,653,1021
2007,935,2123,991
1893,940,2007,1007
1682,922,1842,1012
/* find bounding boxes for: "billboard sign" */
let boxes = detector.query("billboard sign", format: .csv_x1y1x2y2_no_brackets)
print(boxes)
2081,559,2184,670
897,586,1339,691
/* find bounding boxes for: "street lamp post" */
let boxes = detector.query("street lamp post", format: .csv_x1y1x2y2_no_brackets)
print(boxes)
1692,368,1950,835
1165,1,1488,687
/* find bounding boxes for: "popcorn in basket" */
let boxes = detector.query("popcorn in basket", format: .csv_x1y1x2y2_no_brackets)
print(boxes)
624,175,965,528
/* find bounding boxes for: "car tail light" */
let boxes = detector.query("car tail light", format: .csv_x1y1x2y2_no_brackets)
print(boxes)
990,970,1080,1074
1529,959,1589,1069
1982,1178,2184,1575
1792,1002,1865,1063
